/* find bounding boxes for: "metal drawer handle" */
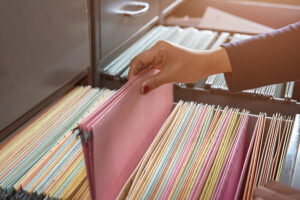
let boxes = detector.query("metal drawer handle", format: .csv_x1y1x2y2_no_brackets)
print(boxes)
114,1,149,16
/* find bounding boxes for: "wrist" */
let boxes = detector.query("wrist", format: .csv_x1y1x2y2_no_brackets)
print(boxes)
210,47,232,74
193,47,232,80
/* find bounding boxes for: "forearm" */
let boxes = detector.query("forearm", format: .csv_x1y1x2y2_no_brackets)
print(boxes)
207,47,232,75
222,21,300,92
193,47,232,80
129,21,299,95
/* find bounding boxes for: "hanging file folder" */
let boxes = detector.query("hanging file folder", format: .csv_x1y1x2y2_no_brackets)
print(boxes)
79,69,173,200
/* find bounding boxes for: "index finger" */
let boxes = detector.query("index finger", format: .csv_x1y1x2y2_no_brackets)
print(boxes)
128,47,157,79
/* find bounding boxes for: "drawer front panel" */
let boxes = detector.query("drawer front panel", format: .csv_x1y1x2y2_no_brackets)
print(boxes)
100,0,159,59
0,0,90,132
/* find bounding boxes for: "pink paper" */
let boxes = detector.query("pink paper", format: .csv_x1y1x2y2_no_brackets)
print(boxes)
212,114,249,200
79,71,152,199
87,69,173,200
234,119,259,200
80,75,139,128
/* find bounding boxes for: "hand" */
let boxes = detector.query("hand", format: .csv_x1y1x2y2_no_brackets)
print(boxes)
253,181,300,200
128,40,232,94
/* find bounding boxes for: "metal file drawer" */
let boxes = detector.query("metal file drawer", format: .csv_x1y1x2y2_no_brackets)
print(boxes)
100,0,159,60
0,0,90,133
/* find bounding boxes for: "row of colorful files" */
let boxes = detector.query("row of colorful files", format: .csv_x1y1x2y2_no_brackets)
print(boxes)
79,69,294,200
120,102,293,200
0,81,294,200
0,86,115,200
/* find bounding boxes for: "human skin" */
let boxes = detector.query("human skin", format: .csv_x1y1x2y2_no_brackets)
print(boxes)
128,40,232,94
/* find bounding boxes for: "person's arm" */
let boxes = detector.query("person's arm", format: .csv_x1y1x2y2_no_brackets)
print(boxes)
128,22,300,94
128,41,232,94
222,21,300,92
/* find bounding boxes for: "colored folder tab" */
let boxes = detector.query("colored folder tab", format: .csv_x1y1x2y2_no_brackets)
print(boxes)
79,69,173,200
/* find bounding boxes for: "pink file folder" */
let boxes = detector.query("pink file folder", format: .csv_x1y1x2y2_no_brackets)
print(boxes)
79,69,173,200
212,114,250,200
233,119,259,200
79,74,141,199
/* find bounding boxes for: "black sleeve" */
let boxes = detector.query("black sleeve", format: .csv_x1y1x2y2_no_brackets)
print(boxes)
222,21,300,92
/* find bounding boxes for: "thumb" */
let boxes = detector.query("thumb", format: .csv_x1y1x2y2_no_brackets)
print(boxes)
140,72,169,95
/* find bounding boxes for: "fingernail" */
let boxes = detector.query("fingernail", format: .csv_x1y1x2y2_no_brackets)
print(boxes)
143,85,150,94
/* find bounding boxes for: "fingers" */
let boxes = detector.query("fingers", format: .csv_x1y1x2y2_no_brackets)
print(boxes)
253,186,285,200
128,47,157,80
265,181,298,194
140,71,169,94
128,40,166,79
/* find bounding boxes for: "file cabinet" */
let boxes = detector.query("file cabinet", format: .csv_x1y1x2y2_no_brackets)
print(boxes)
0,0,299,199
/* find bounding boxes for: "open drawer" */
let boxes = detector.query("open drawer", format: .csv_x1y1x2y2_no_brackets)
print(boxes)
117,108,300,199
81,70,300,199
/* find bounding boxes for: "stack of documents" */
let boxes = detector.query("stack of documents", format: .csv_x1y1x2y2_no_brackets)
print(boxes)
0,86,115,199
79,69,174,200
205,73,281,98
241,114,293,200
119,101,251,200
0,72,295,200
